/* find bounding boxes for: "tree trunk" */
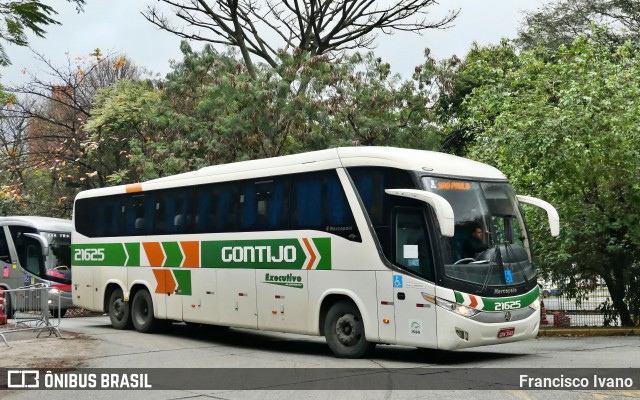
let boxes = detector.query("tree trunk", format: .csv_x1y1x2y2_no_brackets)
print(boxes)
602,270,633,326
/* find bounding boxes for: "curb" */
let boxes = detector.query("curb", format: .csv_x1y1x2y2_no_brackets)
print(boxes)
538,327,639,337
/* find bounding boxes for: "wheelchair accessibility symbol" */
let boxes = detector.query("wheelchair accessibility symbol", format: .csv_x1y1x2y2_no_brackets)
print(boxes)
393,275,403,288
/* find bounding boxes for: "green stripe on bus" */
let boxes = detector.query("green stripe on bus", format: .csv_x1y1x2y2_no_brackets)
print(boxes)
124,243,140,267
454,291,464,303
313,238,331,270
163,242,183,267
173,269,192,296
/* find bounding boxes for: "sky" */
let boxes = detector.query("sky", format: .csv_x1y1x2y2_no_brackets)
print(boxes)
2,0,547,86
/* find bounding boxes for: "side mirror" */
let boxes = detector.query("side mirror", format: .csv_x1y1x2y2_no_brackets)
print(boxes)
24,233,50,256
516,195,560,237
385,189,455,237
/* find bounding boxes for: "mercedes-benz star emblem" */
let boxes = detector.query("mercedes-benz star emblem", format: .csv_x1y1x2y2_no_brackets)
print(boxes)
504,311,512,322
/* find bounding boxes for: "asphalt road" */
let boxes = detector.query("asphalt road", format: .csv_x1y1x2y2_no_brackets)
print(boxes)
3,316,640,400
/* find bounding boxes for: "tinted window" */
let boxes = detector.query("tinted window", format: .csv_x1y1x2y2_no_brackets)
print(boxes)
238,177,289,231
394,208,434,281
0,229,10,263
9,226,43,276
291,170,360,241
75,170,360,241
195,181,238,233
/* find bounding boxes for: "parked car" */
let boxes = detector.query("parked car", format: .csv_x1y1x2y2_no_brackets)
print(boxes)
538,282,562,298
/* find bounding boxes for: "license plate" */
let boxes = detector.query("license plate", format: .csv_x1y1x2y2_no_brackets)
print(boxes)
497,328,515,338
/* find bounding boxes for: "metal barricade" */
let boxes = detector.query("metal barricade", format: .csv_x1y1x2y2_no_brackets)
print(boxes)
0,284,63,346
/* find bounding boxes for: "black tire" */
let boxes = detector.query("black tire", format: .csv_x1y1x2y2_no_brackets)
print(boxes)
51,308,67,319
131,289,161,333
324,300,374,358
109,288,132,330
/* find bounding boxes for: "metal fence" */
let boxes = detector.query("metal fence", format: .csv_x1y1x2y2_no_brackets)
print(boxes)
541,283,620,327
0,284,63,346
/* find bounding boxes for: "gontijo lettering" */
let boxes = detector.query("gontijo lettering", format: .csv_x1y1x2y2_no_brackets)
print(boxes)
221,245,296,263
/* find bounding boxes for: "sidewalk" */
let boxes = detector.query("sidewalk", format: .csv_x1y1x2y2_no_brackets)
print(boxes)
538,326,640,337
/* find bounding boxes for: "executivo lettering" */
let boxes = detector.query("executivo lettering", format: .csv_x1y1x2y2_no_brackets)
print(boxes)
263,273,304,288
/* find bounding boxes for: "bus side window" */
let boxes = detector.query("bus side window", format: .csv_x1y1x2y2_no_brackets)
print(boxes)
393,208,434,282
0,229,10,263
238,177,289,232
291,170,359,241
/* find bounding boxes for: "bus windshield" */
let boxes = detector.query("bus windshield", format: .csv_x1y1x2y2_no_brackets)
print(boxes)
41,231,72,284
422,178,535,290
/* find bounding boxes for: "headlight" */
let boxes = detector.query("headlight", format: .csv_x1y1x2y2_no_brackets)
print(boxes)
529,299,540,311
435,297,480,318
48,288,60,295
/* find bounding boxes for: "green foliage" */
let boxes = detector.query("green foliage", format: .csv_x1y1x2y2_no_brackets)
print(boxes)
458,37,640,325
0,0,86,65
421,41,520,154
517,0,640,50
85,42,441,182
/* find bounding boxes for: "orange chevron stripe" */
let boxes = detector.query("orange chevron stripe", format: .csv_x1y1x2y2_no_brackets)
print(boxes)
152,269,176,294
143,242,165,267
469,295,478,308
180,241,200,268
302,238,316,270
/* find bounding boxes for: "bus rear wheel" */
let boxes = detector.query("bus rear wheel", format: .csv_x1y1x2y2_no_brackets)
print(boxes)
324,301,374,358
131,289,161,333
109,288,132,329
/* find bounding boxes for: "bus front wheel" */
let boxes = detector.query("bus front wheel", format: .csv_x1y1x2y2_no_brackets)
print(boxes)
324,301,374,358
109,288,132,330
131,289,161,333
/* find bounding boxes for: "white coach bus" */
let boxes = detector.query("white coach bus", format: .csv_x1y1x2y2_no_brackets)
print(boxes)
71,147,559,357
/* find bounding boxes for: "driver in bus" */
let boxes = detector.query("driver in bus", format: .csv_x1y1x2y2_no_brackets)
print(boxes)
463,224,488,259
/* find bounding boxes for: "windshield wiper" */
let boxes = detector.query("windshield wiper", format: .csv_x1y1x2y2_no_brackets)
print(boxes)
480,244,501,293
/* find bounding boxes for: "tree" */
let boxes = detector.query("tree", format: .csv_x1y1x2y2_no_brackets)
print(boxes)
143,0,457,78
85,42,443,182
326,52,440,150
0,0,86,65
517,0,640,50
459,37,640,326
413,41,520,154
0,51,143,216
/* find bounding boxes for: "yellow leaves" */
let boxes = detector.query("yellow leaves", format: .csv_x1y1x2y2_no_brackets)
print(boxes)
113,57,126,70
5,94,16,106
86,171,98,177
90,48,103,59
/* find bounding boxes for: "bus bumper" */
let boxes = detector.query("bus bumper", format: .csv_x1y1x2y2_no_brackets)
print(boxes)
436,306,540,350
47,289,74,312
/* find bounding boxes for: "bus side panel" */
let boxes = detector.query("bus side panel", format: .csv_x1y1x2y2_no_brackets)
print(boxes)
256,270,308,334
183,268,218,324
375,271,396,344
308,270,379,342
93,266,127,312
217,269,257,329
72,265,94,310
393,275,437,348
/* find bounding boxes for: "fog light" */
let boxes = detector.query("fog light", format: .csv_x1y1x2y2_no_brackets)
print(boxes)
455,328,469,341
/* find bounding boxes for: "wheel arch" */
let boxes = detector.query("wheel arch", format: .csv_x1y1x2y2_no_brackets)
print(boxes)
317,290,378,342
